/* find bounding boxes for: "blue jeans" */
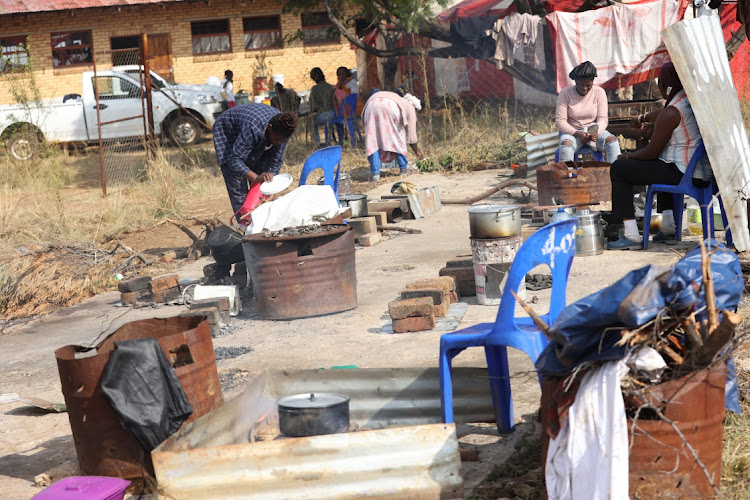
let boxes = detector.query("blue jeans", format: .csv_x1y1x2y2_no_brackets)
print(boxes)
559,129,621,162
368,152,407,176
312,110,336,145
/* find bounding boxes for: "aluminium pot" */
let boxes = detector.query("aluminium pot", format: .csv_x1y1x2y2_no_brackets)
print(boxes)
278,393,350,437
338,194,368,218
575,209,606,256
468,204,522,239
207,225,245,264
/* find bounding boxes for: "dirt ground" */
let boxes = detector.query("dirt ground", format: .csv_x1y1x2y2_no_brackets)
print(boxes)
0,168,728,499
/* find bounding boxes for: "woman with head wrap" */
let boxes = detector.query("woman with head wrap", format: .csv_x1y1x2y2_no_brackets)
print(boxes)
608,61,712,249
556,61,621,162
363,90,425,181
212,103,298,213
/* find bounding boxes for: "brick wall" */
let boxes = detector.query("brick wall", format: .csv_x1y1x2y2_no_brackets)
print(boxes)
0,0,356,105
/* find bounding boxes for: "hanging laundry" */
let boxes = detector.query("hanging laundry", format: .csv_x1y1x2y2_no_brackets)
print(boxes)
489,18,507,70
546,0,688,92
545,360,630,500
501,12,544,68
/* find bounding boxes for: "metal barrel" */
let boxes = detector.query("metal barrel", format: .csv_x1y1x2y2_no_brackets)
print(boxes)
537,161,612,206
243,226,357,320
55,315,223,480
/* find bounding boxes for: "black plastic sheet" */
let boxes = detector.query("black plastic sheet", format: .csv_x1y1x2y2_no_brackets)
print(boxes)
101,337,193,451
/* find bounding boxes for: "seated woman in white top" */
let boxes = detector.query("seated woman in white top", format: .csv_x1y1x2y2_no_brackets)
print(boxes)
556,61,621,162
608,62,712,250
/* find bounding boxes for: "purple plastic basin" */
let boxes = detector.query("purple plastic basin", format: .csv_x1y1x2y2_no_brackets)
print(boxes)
32,476,131,500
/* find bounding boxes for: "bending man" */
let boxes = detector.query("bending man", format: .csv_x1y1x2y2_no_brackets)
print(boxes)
213,103,298,213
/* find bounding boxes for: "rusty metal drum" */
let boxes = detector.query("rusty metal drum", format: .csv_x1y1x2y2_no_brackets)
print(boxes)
243,224,357,320
537,161,612,206
55,316,223,481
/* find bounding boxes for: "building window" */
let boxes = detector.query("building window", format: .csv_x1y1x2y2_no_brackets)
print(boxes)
0,36,29,72
191,20,231,55
110,36,140,66
243,16,281,51
51,31,93,67
301,12,340,46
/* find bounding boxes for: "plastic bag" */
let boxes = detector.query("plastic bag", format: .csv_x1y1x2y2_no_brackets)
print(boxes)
536,241,742,376
101,338,193,451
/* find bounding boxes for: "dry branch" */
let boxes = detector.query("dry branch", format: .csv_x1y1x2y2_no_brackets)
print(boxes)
442,179,538,205
511,289,549,336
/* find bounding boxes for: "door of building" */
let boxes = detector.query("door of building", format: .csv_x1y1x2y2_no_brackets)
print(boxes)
147,34,173,82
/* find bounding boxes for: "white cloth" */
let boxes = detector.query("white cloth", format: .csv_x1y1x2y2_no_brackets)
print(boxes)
489,18,508,70
546,0,686,92
545,360,630,500
245,185,344,235
501,13,543,68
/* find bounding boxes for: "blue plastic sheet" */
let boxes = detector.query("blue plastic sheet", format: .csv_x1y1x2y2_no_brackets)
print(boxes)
536,241,743,410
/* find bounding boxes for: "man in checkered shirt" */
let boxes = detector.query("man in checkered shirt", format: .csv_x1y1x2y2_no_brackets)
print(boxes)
213,103,298,213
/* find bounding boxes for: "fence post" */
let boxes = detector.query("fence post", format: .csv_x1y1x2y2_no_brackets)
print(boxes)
141,33,157,159
92,51,107,196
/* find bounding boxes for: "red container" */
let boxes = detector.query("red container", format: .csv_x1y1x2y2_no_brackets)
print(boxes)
231,183,265,224
33,476,130,500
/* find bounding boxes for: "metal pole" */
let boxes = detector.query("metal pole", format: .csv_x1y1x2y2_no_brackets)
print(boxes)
141,33,157,159
93,51,107,196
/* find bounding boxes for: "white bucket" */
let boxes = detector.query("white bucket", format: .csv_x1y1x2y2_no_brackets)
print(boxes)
272,74,284,86
470,235,525,305
253,95,265,103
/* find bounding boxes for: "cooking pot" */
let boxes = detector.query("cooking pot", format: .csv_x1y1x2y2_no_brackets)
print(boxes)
468,204,521,239
575,209,606,256
278,393,350,437
338,194,368,218
207,225,244,264
543,206,576,225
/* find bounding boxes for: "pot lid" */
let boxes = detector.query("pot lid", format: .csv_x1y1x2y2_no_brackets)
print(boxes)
468,204,520,214
260,173,293,195
338,193,366,202
278,393,350,409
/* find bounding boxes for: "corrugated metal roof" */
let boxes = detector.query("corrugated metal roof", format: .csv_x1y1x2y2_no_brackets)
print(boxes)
662,16,750,251
525,131,558,172
0,0,187,16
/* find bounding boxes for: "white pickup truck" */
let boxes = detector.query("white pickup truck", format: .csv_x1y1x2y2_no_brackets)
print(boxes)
0,69,223,160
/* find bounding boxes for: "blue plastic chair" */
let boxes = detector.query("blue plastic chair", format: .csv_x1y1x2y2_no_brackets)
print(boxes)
642,143,731,249
439,219,578,434
298,145,342,198
554,132,605,162
330,93,363,147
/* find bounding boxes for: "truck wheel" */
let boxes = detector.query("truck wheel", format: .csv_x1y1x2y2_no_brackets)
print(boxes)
6,130,39,161
169,115,201,146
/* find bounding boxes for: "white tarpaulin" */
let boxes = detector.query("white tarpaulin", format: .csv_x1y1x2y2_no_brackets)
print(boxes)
245,185,344,235
662,16,750,251
546,0,687,92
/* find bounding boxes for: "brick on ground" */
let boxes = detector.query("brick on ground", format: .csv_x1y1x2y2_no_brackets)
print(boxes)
179,310,221,338
400,288,448,317
347,216,377,238
389,297,434,320
370,211,388,226
118,275,151,293
358,233,381,246
406,277,456,293
190,297,231,324
203,263,218,277
440,267,476,297
446,258,473,268
120,289,152,305
392,314,436,333
153,287,181,303
150,274,180,293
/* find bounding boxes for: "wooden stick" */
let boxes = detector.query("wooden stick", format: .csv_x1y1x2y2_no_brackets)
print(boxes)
377,226,423,234
442,179,538,205
511,289,549,336
165,218,200,242
699,239,719,334
683,313,703,349
691,310,741,367
659,343,685,365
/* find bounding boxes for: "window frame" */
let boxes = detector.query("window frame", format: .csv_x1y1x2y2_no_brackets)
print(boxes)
0,35,30,73
51,30,94,68
301,12,340,46
243,15,282,51
190,19,232,55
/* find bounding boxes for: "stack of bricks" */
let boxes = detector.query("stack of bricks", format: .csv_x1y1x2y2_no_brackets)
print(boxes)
346,215,383,247
180,296,231,338
117,273,182,307
388,276,458,333
439,256,476,297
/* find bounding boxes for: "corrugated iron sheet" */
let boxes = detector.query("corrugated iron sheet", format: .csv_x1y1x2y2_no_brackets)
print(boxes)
153,424,463,499
153,367,489,498
0,0,188,16
524,131,558,173
662,16,750,251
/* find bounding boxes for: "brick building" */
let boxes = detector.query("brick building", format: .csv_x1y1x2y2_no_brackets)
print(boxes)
0,0,357,105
